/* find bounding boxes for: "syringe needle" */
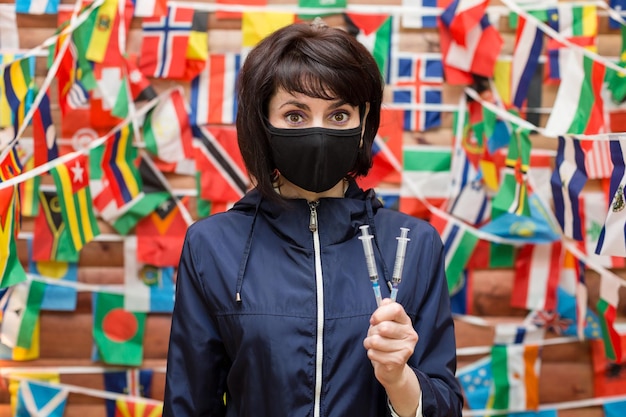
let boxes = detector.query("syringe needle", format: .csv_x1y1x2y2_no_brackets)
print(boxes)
390,227,410,302
359,225,382,307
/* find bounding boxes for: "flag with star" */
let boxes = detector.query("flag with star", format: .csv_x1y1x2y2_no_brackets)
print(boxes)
49,154,100,253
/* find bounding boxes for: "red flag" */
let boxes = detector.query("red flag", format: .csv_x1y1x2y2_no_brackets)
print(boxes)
511,242,563,311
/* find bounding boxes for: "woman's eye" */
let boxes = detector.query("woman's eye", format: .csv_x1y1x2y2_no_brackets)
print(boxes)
287,113,303,123
332,112,348,122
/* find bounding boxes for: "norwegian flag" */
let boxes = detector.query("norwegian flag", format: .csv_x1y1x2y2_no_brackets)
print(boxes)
390,53,443,132
190,52,242,126
139,6,194,79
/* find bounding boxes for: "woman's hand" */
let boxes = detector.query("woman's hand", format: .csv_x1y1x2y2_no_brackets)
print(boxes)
363,298,419,388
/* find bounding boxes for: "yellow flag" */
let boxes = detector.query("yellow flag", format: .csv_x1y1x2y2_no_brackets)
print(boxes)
241,11,295,49
86,0,119,63
0,54,16,128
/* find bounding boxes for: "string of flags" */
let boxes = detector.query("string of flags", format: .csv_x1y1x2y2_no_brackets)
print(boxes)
1,0,626,415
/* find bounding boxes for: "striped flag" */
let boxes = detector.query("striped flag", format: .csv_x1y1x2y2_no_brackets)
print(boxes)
544,48,606,136
15,380,68,417
596,273,623,361
401,0,439,29
344,13,392,80
132,0,167,17
86,0,120,63
512,241,563,311
510,14,543,109
104,368,154,417
0,280,46,349
595,138,626,257
143,89,194,163
15,0,60,14
27,244,78,312
0,186,26,288
550,136,588,240
190,53,242,126
102,124,142,207
2,55,35,133
32,89,59,168
49,153,100,253
580,191,625,269
114,398,163,417
430,210,479,295
584,140,613,180
32,190,79,262
183,10,209,81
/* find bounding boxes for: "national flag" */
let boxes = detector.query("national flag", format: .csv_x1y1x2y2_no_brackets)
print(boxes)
112,55,158,118
90,65,126,131
2,55,35,133
544,49,606,136
596,273,623,362
115,398,163,417
32,89,59,169
6,373,60,414
551,136,588,240
512,241,562,311
456,356,492,410
135,196,188,268
102,124,142,207
545,5,598,82
429,210,479,294
298,0,346,19
580,190,625,269
32,190,79,262
190,52,242,126
583,139,613,180
440,0,489,46
0,168,26,287
510,14,543,109
591,332,626,397
139,6,194,79
49,153,101,253
15,0,59,14
19,157,39,218
27,240,78,312
490,324,544,411
86,0,126,64
132,0,167,18
104,369,153,417
143,89,194,163
193,125,249,203
438,4,503,83
215,0,267,20
465,240,516,269
609,0,626,29
605,400,626,417
357,108,403,189
399,145,452,219
241,11,295,50
124,236,175,313
92,291,146,366
15,380,68,417
390,53,443,132
595,139,626,257
183,11,209,81
401,0,439,29
491,126,532,219
344,13,392,80
0,329,39,361
0,280,46,349
0,5,19,50
606,25,626,103
555,275,602,340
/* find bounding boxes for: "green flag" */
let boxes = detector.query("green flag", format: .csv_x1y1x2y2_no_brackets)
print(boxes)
0,280,46,349
0,187,27,288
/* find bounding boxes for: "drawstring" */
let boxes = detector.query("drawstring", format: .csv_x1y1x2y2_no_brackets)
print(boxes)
364,197,392,291
235,197,262,303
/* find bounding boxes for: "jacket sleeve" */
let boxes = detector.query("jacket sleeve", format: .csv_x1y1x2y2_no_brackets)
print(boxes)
408,227,464,417
163,230,228,417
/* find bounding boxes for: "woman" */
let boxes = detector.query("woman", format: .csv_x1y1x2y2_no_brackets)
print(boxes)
163,20,463,417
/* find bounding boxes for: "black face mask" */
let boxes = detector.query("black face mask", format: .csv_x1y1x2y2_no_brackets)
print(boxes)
268,124,362,193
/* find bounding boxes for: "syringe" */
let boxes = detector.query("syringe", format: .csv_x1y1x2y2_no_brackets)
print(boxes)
390,227,410,302
358,225,382,307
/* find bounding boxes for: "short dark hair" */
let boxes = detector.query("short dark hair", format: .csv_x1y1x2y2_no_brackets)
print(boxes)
235,21,384,200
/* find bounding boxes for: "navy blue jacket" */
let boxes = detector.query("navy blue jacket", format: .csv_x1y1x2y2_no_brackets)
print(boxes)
163,182,463,417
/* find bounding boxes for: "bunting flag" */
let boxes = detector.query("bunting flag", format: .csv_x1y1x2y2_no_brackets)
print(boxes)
49,153,100,253
584,139,613,180
544,48,606,136
595,139,626,257
124,236,176,313
32,89,59,169
102,124,142,207
401,0,439,29
104,369,153,417
143,89,194,163
15,0,59,14
183,11,209,80
193,125,249,203
92,292,146,366
135,196,188,268
466,240,516,269
32,190,79,262
511,241,562,311
596,273,623,362
190,52,242,126
86,0,120,63
390,53,443,132
90,65,126,131
0,5,19,50
491,126,532,219
344,13,392,80
591,332,626,397
605,400,626,417
430,210,479,294
438,2,503,83
399,145,452,219
241,11,295,50
215,0,267,20
19,157,40,217
606,25,626,103
15,380,68,417
609,0,626,29
550,136,588,240
298,0,346,18
2,55,35,133
0,280,46,349
490,324,544,411
510,14,543,109
139,6,194,79
53,35,91,116
0,186,27,288
580,190,625,269
114,398,163,417
132,0,167,18
112,55,158,119
456,356,492,410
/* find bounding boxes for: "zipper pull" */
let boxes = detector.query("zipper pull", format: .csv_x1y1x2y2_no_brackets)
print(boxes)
308,201,319,232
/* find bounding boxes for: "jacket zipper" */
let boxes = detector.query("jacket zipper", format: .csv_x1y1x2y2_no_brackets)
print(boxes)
309,201,323,417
